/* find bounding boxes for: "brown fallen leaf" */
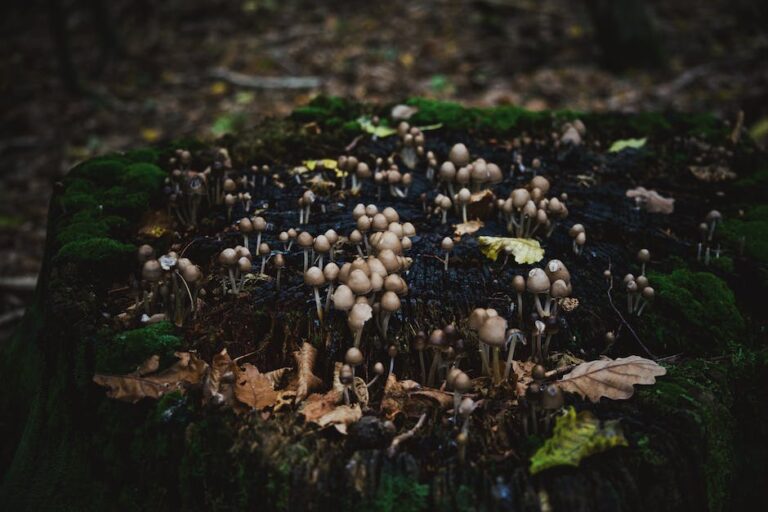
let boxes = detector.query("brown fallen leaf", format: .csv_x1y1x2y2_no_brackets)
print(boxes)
380,374,410,420
136,355,160,376
93,352,208,403
403,389,454,417
467,189,496,220
300,390,343,423
234,363,281,410
454,220,484,237
689,165,737,182
317,404,362,434
558,356,667,402
204,349,236,405
290,343,324,401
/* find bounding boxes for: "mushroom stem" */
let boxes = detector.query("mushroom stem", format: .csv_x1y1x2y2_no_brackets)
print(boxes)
343,386,350,405
516,293,523,322
303,250,309,272
705,246,711,265
641,262,646,276
354,328,363,348
543,334,553,357
492,347,501,384
444,252,450,271
461,205,468,223
637,301,650,317
389,356,395,375
479,344,490,376
441,209,448,224
427,351,442,387
276,268,282,289
534,295,545,317
227,268,238,294
366,375,380,388
418,351,426,384
256,233,262,251
453,390,461,422
313,287,323,322
324,283,334,312
260,256,267,275
504,340,518,381
627,293,633,313
697,242,703,261
381,312,392,340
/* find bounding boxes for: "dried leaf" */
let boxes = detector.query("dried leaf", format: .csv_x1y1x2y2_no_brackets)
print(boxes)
454,220,484,237
300,390,342,423
234,363,280,410
625,187,675,214
317,404,362,434
331,362,369,405
558,356,666,402
529,407,627,474
93,352,208,403
204,349,236,405
380,374,410,420
357,117,398,138
689,165,737,183
391,104,419,120
290,343,323,401
608,138,647,153
404,389,453,417
138,210,174,239
477,236,545,264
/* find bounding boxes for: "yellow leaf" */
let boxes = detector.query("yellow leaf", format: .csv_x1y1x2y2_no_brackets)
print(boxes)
477,236,544,264
209,81,228,96
140,128,161,143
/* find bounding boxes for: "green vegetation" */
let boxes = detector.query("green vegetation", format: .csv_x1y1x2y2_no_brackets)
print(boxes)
720,205,768,285
370,473,429,512
95,321,183,374
641,269,745,354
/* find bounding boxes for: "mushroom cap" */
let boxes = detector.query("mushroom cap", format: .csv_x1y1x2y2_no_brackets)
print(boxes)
324,229,339,244
349,229,363,244
532,364,546,380
401,237,412,251
511,188,530,209
439,161,456,181
356,162,371,178
350,258,372,277
626,280,638,293
456,166,470,185
575,232,586,245
313,235,331,253
478,316,508,347
367,258,388,279
384,274,407,294
352,203,366,220
181,264,201,283
706,210,722,221
550,279,569,298
545,259,571,284
287,228,298,238
218,248,238,266
273,253,285,268
304,266,325,287
235,246,251,259
370,272,384,292
323,262,340,281
382,207,399,223
523,200,537,217
378,249,401,273
530,175,550,196
429,329,446,347
458,397,476,417
297,231,314,248
569,224,585,237
258,243,270,256
387,222,404,238
457,188,471,203
332,284,354,311
238,217,254,233
142,260,163,281
453,371,472,393
526,268,551,294
365,204,378,217
636,275,649,290
380,291,401,312
402,222,416,237
441,237,454,252
238,256,252,273
252,216,267,231
469,308,488,331
377,231,402,254
348,303,373,330
541,384,564,410
487,163,503,184
642,286,655,300
348,269,372,295
372,213,389,231
637,248,650,263
345,347,364,366
449,143,470,167
340,364,354,384
374,362,385,375
278,231,289,242
446,368,462,388
137,244,155,263
513,275,526,293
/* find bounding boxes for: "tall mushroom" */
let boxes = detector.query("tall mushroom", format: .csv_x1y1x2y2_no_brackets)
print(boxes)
478,315,508,384
304,266,326,321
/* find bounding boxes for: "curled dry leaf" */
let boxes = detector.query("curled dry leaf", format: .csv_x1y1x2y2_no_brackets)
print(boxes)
300,390,342,423
290,343,323,401
204,349,236,406
558,356,667,402
403,389,453,417
93,352,208,403
317,404,362,434
454,220,484,237
625,187,675,214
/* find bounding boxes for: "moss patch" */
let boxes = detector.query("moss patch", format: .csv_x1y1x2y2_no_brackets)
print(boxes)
640,269,745,355
95,321,183,374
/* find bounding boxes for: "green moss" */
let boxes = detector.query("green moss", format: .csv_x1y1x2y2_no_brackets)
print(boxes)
637,360,735,512
56,211,111,245
120,163,166,196
55,236,135,268
291,96,363,131
721,205,768,270
370,472,429,512
95,321,182,374
640,269,745,354
70,157,131,185
124,148,161,164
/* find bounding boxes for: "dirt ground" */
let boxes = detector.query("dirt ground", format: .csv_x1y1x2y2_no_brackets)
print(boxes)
1,0,767,336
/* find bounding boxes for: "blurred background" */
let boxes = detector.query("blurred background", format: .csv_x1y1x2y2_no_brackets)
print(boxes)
1,0,767,337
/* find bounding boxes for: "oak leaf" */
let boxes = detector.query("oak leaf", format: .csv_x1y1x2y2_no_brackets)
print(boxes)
558,356,666,402
234,363,281,410
477,236,544,264
317,404,362,434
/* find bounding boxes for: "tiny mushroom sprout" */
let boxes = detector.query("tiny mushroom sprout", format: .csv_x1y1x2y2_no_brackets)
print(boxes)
218,247,240,294
367,362,386,388
273,253,285,289
451,370,473,421
252,216,267,249
238,217,253,247
304,266,326,321
258,243,270,275
455,187,471,223
345,347,364,378
513,275,525,321
637,286,655,316
569,223,586,255
379,291,401,340
441,237,455,271
637,248,650,276
503,329,526,380
297,231,314,272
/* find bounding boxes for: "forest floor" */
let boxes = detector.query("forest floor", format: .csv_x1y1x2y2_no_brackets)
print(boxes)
1,0,767,338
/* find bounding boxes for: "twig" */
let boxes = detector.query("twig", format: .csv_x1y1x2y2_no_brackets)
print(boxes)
606,279,657,359
209,67,321,89
0,276,37,292
388,413,427,457
0,308,25,327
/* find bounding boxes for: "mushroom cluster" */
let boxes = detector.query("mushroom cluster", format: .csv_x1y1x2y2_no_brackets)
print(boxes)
623,272,655,317
697,210,722,265
438,143,503,200
138,245,203,326
217,245,253,294
501,176,569,239
396,121,425,170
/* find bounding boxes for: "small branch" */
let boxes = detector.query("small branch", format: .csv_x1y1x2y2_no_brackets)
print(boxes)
209,67,321,89
388,413,427,457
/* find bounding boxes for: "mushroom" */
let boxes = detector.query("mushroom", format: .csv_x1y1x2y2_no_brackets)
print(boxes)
323,262,340,312
345,347,364,378
637,249,650,276
367,362,386,388
531,320,546,363
258,243,270,275
297,231,314,272
706,210,722,241
340,364,354,405
252,216,267,249
413,331,427,384
526,268,551,317
273,253,285,289
478,315,508,384
218,248,240,294
387,344,398,374
141,259,163,314
441,237,454,271
503,329,526,380
451,370,472,421
455,187,471,223
449,143,470,168
304,266,326,321
313,234,331,268
348,302,373,347
379,291,401,340
636,286,654,316
332,284,354,311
